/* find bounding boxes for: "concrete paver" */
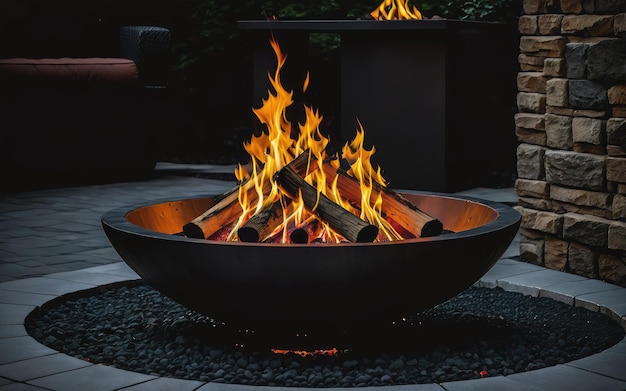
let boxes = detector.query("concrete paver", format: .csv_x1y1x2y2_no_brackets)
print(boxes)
506,364,626,391
568,349,626,382
0,336,57,365
440,375,542,391
120,377,206,391
26,364,157,391
538,278,624,306
496,268,590,297
0,354,92,383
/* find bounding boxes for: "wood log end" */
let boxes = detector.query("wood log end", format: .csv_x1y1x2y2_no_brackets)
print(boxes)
420,219,444,237
290,228,309,244
356,224,379,243
238,226,261,243
183,222,205,239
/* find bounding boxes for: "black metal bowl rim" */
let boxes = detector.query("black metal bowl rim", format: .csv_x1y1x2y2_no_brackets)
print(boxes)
101,190,520,248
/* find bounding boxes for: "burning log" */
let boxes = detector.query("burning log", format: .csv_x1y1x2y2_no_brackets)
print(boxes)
321,165,443,237
289,227,308,243
238,201,285,242
182,151,316,240
275,165,379,243
290,218,321,244
182,180,262,239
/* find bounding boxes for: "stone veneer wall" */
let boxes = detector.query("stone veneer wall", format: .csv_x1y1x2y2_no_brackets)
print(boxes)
515,0,626,286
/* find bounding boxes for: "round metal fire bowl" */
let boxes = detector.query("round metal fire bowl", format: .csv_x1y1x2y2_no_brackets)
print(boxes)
102,191,520,331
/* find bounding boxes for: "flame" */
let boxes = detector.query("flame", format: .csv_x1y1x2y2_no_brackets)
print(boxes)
228,37,404,243
370,0,423,20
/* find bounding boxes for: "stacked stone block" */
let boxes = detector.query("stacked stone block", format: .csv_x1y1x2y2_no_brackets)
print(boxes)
515,0,626,286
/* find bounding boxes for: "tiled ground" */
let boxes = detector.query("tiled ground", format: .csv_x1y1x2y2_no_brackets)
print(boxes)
0,165,624,390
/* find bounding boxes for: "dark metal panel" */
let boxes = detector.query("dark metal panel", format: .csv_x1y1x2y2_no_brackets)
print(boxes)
340,30,448,191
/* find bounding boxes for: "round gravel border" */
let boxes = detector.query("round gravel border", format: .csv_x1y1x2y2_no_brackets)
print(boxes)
26,281,624,388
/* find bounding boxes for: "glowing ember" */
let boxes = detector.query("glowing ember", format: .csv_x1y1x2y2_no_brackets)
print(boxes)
224,38,406,244
271,347,341,358
370,0,423,20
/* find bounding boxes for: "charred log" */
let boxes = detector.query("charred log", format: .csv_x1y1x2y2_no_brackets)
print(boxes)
238,201,285,242
322,165,443,237
275,166,378,243
182,151,317,240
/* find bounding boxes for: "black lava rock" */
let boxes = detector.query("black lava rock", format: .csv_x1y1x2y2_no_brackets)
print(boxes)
26,283,624,388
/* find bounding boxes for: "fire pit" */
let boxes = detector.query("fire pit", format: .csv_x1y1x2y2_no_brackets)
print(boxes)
101,191,520,332
102,33,520,333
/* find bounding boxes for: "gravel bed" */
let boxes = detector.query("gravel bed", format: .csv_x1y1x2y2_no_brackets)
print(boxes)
27,282,624,387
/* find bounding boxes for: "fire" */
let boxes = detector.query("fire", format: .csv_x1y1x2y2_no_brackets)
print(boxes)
226,37,404,244
370,0,423,20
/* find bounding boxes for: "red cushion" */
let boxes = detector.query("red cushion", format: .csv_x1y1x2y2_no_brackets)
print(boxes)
0,57,139,85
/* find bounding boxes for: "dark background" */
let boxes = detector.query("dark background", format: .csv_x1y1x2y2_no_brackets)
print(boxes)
0,0,522,186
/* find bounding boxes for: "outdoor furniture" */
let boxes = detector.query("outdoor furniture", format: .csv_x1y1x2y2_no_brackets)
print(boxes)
0,26,171,193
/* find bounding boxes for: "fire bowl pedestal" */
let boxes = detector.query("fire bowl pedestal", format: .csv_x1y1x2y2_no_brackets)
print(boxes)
102,192,520,332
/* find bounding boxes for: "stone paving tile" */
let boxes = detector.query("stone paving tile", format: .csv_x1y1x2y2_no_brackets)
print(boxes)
0,325,28,338
57,253,121,266
566,347,626,381
44,270,136,287
539,278,624,306
496,268,589,297
0,241,60,255
91,267,140,280
0,264,62,281
10,261,47,268
0,382,51,390
26,364,156,391
0,277,95,297
505,364,626,391
575,289,626,327
2,208,61,220
477,258,546,288
1,237,66,250
3,262,98,280
78,247,123,261
45,221,99,233
0,353,91,382
0,303,36,325
0,275,22,284
440,375,542,391
16,254,96,267
57,263,136,277
0,289,58,307
32,244,108,258
119,377,205,391
0,336,57,365
82,263,134,273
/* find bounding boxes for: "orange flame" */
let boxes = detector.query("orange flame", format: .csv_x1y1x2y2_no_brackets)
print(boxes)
370,0,423,20
228,37,404,243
